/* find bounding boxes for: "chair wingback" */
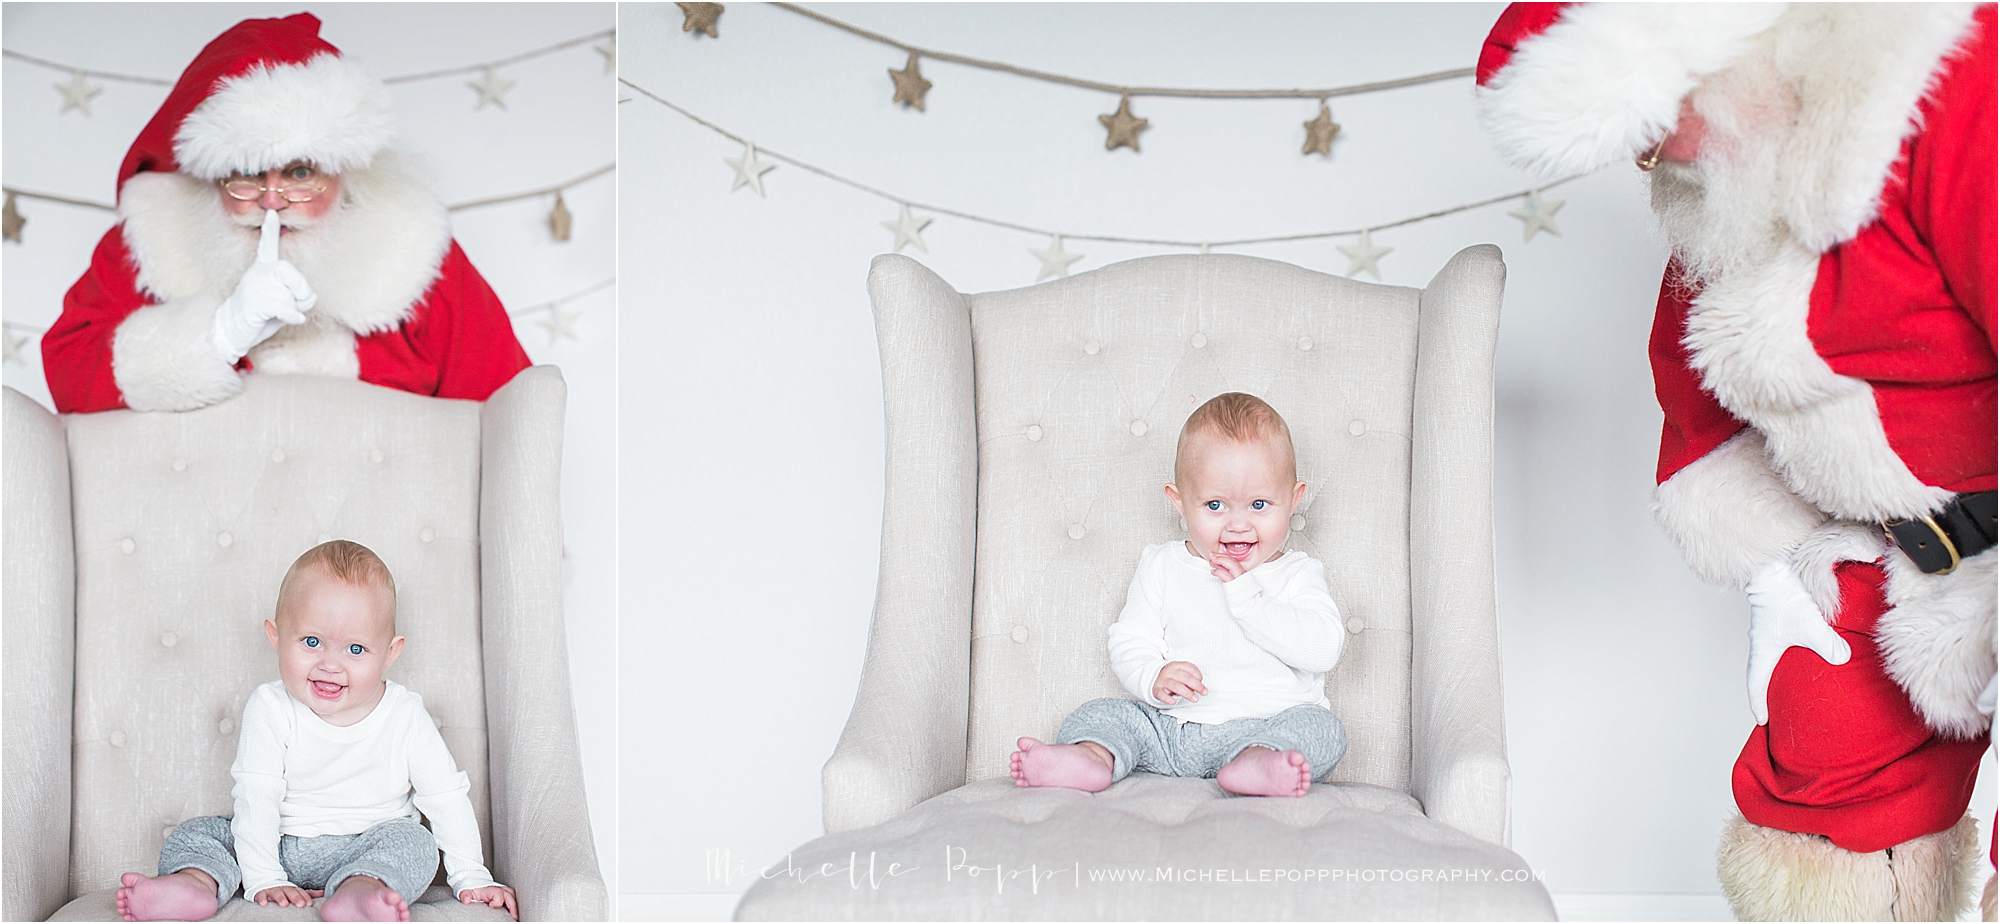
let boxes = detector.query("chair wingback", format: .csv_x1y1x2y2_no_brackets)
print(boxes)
4,388,78,921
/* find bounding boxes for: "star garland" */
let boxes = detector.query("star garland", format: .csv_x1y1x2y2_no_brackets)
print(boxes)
54,71,102,116
887,53,931,111
3,163,613,246
723,141,776,197
467,67,517,111
626,79,1585,285
677,3,1472,161
3,28,614,116
2,325,31,365
678,3,724,39
1098,97,1150,153
3,192,24,243
880,205,932,254
1507,191,1563,241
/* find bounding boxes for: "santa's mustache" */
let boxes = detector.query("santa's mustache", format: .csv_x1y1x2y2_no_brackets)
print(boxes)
227,206,327,230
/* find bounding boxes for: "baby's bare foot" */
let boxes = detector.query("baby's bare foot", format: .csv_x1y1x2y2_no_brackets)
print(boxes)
116,870,219,922
319,876,408,922
1010,736,1114,792
1217,746,1314,797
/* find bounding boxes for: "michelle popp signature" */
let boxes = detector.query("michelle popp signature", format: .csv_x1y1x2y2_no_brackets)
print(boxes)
709,845,1080,894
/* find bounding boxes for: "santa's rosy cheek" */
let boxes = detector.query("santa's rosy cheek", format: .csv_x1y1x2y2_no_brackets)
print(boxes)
1659,97,1708,163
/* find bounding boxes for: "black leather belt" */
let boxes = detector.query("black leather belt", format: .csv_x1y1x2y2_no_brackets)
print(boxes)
1885,491,1998,575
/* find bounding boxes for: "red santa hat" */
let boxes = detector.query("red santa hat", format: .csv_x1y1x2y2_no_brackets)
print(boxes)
117,12,393,195
1473,2,1787,177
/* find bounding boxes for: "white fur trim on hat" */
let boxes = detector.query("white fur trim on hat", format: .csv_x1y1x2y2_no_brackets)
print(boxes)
173,52,393,180
1476,3,1787,177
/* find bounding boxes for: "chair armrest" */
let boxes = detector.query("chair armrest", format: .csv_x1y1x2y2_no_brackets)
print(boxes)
822,255,978,834
3,388,76,921
477,368,608,921
1409,246,1511,846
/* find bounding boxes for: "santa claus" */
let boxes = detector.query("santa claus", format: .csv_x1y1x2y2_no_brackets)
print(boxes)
1477,2,1995,919
41,13,531,414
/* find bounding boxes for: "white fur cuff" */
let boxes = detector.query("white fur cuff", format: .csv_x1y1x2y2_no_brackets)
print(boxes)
1652,429,1826,588
1880,547,1998,740
111,295,245,412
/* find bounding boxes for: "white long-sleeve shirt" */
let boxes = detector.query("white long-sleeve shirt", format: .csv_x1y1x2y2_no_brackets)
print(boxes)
229,680,499,897
1107,541,1345,725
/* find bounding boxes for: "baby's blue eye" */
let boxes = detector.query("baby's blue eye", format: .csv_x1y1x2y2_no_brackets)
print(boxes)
1205,500,1222,511
348,643,366,656
1251,499,1270,510
302,636,320,648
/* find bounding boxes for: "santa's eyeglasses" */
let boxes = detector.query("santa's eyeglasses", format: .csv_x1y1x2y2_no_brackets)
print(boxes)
219,162,328,203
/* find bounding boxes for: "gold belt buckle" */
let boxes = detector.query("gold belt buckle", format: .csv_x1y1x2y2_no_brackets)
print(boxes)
1887,514,1961,575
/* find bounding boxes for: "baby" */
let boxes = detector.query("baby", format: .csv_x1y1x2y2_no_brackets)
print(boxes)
1012,392,1347,797
114,540,517,922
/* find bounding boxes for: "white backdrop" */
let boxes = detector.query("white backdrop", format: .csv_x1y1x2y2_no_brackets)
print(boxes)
621,2,1994,920
0,2,617,893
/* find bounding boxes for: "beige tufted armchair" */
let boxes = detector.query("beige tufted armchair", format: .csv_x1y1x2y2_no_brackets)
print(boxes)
734,248,1555,920
2,368,606,922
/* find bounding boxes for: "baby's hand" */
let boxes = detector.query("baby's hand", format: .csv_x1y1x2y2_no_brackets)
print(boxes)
254,885,313,908
459,884,518,920
1153,661,1207,704
1208,550,1247,583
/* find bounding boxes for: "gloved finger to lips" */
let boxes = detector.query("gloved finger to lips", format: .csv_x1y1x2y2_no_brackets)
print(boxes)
257,209,281,263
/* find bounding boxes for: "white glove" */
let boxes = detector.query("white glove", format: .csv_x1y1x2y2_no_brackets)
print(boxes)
210,209,316,363
1745,559,1852,726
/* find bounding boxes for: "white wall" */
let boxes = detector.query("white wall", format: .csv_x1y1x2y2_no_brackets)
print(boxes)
1,2,618,891
620,2,1993,917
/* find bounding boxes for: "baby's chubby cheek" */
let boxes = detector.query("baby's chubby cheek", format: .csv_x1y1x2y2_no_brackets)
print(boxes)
1259,528,1291,566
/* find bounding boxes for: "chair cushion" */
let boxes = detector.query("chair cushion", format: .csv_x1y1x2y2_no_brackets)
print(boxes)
50,885,510,921
734,777,1555,920
961,254,1421,793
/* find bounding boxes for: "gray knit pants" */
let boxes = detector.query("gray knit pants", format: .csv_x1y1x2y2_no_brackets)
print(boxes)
159,815,439,903
1056,697,1347,784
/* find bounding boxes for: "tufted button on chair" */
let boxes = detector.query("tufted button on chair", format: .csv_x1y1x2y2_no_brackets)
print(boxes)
734,248,1554,920
2,368,606,922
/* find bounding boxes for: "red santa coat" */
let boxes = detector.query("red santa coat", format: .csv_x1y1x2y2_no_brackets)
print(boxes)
1480,2,1996,852
40,13,529,414
1646,5,1995,853
1644,4,1995,740
1654,7,1996,498
46,209,531,414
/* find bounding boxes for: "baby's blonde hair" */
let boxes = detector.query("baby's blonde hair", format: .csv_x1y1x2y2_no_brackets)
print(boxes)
1174,392,1297,485
275,539,397,626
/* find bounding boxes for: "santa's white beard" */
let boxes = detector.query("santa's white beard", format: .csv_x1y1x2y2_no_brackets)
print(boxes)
1647,57,1800,289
